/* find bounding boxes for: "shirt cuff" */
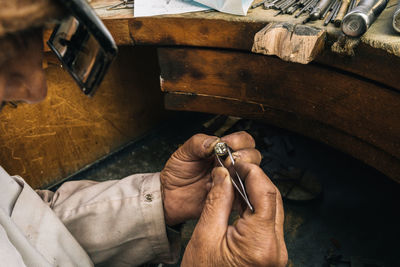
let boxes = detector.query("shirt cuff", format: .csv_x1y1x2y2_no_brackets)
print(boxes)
141,172,181,264
0,167,22,216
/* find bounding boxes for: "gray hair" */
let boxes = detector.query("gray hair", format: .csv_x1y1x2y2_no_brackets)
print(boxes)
0,0,65,65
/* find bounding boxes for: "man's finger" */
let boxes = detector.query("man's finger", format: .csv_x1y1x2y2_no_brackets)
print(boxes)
176,133,220,161
235,161,277,222
275,189,288,265
221,131,255,151
223,148,262,167
196,167,234,237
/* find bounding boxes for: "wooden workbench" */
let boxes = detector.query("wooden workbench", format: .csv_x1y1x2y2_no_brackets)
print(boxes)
91,0,400,182
2,0,397,188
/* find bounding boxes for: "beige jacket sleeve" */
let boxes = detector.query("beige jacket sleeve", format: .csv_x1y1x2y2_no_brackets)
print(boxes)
36,173,180,267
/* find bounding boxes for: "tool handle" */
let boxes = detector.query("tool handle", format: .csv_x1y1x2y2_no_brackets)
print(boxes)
295,0,315,17
393,0,400,33
324,0,338,24
342,0,388,37
331,0,343,21
334,0,351,25
321,0,337,18
353,0,387,17
310,0,334,20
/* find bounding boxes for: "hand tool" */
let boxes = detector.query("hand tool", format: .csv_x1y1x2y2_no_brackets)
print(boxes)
393,0,400,33
334,0,351,26
295,0,317,18
323,0,339,25
106,0,134,11
264,0,283,9
321,0,338,19
310,0,335,20
251,0,268,8
330,0,342,21
214,142,254,212
348,0,358,11
341,0,388,37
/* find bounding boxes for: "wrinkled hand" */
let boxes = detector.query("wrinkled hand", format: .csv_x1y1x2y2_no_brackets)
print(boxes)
161,132,261,226
182,162,288,267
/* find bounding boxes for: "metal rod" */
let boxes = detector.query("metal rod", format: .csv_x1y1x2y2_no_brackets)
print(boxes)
295,0,317,17
348,0,357,10
251,0,268,8
330,0,342,21
264,0,281,9
321,0,337,18
323,0,339,24
287,4,301,14
310,0,334,20
334,0,351,26
393,0,400,33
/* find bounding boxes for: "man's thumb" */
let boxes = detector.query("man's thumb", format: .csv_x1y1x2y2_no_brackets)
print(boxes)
177,134,219,161
196,167,234,236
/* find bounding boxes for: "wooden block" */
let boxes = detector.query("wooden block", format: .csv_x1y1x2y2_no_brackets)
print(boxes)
252,23,326,64
0,46,166,189
158,47,400,182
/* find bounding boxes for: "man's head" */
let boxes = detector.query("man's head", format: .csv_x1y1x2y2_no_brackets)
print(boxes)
0,0,63,104
0,0,117,105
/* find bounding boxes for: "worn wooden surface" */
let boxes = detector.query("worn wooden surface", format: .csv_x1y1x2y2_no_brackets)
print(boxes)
86,0,400,91
0,46,166,189
130,16,400,92
42,1,400,90
37,1,400,182
158,47,400,181
91,0,400,54
165,93,400,180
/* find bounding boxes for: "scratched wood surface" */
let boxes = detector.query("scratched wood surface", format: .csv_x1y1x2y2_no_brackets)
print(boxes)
158,47,400,181
42,1,400,90
128,16,400,92
0,46,166,189
82,0,400,92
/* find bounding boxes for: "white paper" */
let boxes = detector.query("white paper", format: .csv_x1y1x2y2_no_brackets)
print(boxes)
193,0,253,16
134,0,210,17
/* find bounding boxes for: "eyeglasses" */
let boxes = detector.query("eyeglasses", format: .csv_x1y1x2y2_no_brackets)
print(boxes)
47,0,118,96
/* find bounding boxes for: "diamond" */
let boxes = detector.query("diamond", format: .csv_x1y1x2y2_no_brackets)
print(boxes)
214,142,228,156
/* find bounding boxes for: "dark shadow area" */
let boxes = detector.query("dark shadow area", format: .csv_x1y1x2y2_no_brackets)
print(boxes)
60,112,400,267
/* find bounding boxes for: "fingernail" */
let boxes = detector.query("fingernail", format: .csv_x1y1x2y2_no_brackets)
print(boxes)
232,152,240,160
214,171,229,185
203,137,220,150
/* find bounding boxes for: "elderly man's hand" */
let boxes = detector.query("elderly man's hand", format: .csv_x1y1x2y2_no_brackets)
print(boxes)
181,162,288,267
160,132,261,226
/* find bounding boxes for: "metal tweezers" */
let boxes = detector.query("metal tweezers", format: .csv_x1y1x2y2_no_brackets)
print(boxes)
214,142,254,212
106,0,134,11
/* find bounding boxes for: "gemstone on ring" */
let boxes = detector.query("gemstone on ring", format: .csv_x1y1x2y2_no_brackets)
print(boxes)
214,142,228,156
